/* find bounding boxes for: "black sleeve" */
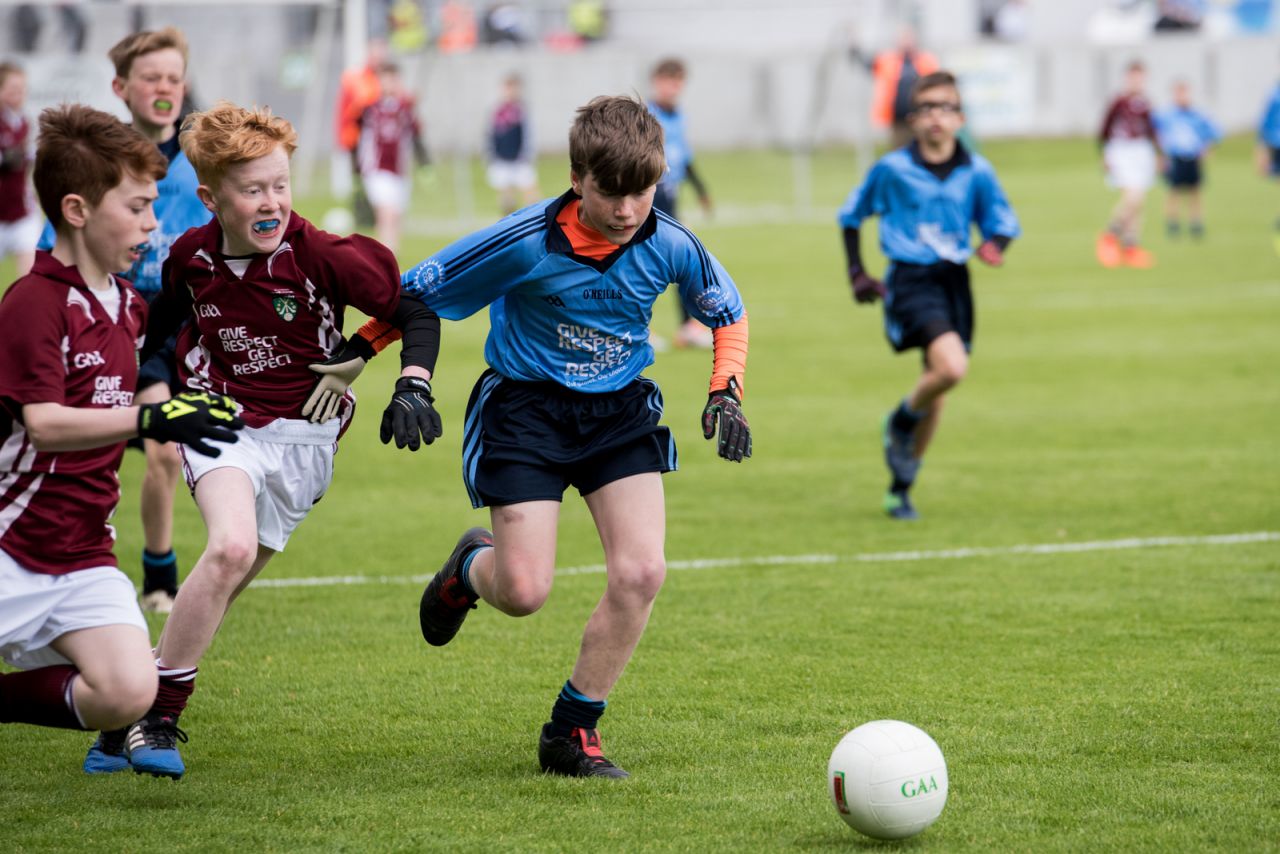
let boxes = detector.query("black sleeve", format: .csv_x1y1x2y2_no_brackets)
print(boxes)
842,227,865,274
684,161,710,200
139,280,192,365
991,234,1012,253
393,293,441,375
413,133,430,167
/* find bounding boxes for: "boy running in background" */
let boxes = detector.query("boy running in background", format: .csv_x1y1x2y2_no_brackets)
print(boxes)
1257,78,1280,251
341,94,751,777
99,102,443,780
1096,60,1160,269
1154,80,1219,239
647,58,715,349
839,71,1019,521
0,62,39,277
486,73,540,216
0,105,240,749
38,28,214,613
356,60,428,255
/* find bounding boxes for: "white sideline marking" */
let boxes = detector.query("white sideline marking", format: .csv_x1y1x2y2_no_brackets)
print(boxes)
250,531,1279,590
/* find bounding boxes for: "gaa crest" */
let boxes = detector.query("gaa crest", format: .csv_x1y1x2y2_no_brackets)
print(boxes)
273,296,298,322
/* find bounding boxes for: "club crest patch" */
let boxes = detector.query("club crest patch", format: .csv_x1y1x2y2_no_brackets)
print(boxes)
273,296,298,322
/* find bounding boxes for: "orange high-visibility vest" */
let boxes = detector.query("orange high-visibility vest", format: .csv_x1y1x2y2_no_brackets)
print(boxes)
870,49,939,128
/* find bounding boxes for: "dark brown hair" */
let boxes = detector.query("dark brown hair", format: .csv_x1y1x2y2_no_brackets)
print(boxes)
108,26,189,78
911,70,962,110
34,104,168,231
569,95,665,196
651,58,686,80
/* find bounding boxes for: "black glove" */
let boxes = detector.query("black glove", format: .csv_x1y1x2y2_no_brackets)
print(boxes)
701,377,752,463
138,391,245,458
849,266,886,304
380,376,442,451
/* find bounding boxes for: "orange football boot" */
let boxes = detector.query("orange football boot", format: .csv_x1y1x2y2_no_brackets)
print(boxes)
1095,232,1123,268
1123,245,1155,269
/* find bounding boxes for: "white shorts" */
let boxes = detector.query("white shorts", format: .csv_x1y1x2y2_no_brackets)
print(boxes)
0,549,147,670
487,161,537,191
180,420,337,552
1104,139,1157,191
0,212,42,259
362,169,410,213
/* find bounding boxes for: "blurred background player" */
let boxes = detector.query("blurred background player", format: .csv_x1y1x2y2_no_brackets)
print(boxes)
838,71,1019,521
1154,80,1220,240
363,95,751,778
334,38,386,229
0,104,240,751
647,58,715,349
38,28,213,614
109,102,442,780
1257,76,1280,252
0,61,38,277
486,72,539,217
356,60,428,256
1096,60,1161,269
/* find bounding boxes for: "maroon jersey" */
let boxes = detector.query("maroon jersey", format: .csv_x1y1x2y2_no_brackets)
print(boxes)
163,212,400,427
1100,94,1156,144
358,95,420,176
0,252,146,575
0,107,32,223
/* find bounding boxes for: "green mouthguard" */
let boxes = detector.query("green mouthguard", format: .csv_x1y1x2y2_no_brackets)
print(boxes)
154,100,173,111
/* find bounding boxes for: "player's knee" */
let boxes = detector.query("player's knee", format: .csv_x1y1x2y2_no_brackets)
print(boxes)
84,669,157,729
145,441,183,482
492,576,550,617
606,556,666,604
201,537,258,584
934,356,968,389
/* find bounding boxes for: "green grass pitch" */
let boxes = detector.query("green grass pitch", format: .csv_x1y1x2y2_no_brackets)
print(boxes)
3,135,1278,851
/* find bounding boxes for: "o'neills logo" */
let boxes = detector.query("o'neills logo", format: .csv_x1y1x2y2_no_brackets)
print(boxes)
832,771,851,813
582,287,623,300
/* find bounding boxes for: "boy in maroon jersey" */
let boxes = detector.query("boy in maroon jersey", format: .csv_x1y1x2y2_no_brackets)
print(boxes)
110,101,443,779
356,61,428,254
0,106,242,750
0,62,39,277
1096,60,1162,269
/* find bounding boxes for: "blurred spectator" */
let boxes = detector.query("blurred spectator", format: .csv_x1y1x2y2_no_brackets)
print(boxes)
357,61,429,254
0,61,37,276
438,1,478,53
993,0,1031,42
852,25,939,148
483,4,529,45
9,3,87,54
389,0,429,53
567,0,607,43
334,39,387,223
1154,0,1205,32
486,73,539,216
1154,80,1219,239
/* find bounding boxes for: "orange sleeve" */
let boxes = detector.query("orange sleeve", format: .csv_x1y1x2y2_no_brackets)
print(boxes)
354,318,402,355
709,313,748,398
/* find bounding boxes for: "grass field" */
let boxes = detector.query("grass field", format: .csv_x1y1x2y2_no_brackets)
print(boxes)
3,134,1278,852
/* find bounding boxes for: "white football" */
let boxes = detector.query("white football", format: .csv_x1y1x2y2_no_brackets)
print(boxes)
321,206,355,235
827,720,948,840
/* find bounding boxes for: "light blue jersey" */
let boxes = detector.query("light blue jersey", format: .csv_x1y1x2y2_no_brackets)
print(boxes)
38,143,210,300
648,102,692,191
838,143,1020,265
1154,106,1220,159
401,191,744,392
1259,84,1280,148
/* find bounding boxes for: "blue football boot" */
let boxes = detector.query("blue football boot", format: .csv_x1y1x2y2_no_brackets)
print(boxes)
883,489,920,521
125,713,188,779
83,728,130,774
881,413,920,487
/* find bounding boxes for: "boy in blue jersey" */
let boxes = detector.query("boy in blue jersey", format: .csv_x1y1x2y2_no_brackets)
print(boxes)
1257,79,1280,249
838,71,1019,520
37,28,212,613
1154,81,1219,239
329,94,751,778
647,58,715,349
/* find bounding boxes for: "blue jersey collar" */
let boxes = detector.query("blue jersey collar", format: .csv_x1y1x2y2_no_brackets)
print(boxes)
544,189,659,272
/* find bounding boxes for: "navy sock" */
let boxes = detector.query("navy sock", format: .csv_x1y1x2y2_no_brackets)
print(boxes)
549,680,606,737
889,399,925,436
457,546,489,599
142,549,178,595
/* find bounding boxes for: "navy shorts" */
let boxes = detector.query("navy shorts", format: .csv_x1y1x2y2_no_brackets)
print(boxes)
461,370,677,509
1165,156,1202,188
1270,146,1280,178
883,261,973,354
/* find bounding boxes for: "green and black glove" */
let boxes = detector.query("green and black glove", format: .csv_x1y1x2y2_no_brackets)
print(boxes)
701,376,752,463
138,391,245,457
